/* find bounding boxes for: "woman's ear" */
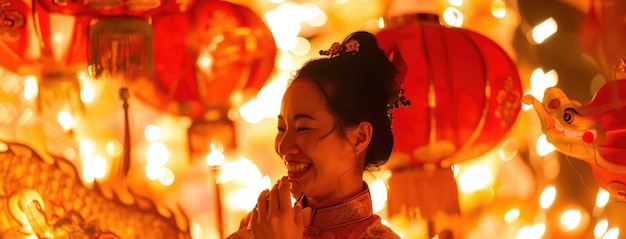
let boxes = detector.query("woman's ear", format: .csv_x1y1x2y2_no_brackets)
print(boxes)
349,121,372,154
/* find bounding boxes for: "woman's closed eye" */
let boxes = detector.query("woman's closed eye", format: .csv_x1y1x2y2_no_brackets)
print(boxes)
297,127,312,132
277,127,312,132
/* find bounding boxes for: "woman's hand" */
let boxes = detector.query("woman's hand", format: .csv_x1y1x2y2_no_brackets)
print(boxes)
250,176,304,239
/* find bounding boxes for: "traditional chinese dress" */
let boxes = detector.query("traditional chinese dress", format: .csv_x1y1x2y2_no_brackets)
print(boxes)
226,183,400,239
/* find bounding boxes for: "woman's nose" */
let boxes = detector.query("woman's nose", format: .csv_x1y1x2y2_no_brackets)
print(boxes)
276,131,298,156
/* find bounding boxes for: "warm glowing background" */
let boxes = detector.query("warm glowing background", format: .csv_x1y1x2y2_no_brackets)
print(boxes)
1,0,625,238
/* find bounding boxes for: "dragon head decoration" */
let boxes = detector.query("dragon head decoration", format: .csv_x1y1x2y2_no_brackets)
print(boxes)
522,79,626,199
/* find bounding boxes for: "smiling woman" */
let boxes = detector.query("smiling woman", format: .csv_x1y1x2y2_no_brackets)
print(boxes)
226,31,403,239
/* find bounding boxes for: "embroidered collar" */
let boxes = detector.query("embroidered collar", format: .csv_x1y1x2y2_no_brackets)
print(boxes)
304,183,373,229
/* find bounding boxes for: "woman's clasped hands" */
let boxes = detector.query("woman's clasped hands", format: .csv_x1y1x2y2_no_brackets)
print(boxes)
250,176,304,239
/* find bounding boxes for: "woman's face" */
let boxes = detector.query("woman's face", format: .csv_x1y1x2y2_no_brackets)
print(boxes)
275,79,362,206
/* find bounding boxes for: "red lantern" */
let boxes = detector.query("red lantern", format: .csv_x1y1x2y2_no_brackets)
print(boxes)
133,0,276,119
522,79,626,199
34,0,194,17
0,0,29,73
376,13,523,236
1,0,90,120
0,0,90,72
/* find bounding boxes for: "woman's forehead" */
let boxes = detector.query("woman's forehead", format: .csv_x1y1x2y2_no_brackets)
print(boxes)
280,80,328,117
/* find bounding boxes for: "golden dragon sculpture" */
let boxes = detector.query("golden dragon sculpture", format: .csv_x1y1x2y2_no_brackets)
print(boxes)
0,140,193,238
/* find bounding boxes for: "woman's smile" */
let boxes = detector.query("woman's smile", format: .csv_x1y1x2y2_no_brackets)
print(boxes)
285,161,312,179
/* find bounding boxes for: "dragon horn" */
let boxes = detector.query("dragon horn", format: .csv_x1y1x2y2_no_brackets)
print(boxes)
522,94,551,133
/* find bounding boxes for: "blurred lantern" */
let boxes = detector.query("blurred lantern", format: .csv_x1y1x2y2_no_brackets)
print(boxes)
134,0,276,120
376,9,523,238
0,0,89,129
580,0,626,81
0,0,28,73
187,105,236,164
522,79,626,200
29,67,84,128
34,0,192,16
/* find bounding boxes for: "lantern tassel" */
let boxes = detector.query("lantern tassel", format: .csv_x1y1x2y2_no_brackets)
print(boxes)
387,167,460,236
119,87,131,179
88,18,153,80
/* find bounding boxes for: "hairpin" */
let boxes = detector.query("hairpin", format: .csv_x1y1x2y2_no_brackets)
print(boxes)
319,38,361,57
344,39,360,55
319,42,342,57
387,89,411,124
387,89,411,110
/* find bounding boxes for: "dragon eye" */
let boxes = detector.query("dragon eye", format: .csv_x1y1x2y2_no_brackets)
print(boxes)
563,108,576,124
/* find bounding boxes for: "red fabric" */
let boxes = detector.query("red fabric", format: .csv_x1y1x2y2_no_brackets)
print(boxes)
376,19,522,167
579,0,626,80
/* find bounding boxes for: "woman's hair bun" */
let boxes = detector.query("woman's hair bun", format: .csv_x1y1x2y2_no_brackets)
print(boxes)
339,31,380,56
337,31,399,104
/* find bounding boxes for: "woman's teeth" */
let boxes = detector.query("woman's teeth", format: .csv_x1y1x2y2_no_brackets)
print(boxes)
286,162,311,172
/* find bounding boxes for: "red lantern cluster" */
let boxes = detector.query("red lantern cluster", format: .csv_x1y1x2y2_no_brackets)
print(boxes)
0,0,276,119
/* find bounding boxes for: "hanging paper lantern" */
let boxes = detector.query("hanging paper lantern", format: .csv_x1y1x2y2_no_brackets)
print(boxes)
1,0,89,69
522,79,626,199
132,0,276,119
0,0,89,128
34,0,194,17
187,106,236,164
0,0,90,73
0,0,28,73
376,13,523,233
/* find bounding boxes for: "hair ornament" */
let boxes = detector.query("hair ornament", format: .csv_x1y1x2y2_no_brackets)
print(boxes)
319,38,361,57
387,89,411,123
344,39,360,55
319,42,342,57
387,89,411,110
